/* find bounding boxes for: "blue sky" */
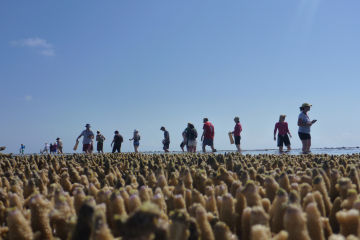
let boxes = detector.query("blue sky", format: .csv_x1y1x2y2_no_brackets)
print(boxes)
1,0,359,153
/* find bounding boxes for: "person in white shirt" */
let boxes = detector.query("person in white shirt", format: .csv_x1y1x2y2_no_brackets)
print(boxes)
76,124,95,153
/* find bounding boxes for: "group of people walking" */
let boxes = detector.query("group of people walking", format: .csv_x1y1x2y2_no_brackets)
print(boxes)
32,102,316,155
75,124,142,154
40,138,63,154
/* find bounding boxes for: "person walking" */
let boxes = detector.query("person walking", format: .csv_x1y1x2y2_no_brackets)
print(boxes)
186,123,198,153
160,126,170,152
19,144,25,155
129,129,140,153
43,143,49,154
298,103,317,154
56,138,63,154
53,142,58,154
111,130,123,153
49,143,54,154
96,131,106,153
201,118,216,153
180,128,188,152
274,115,292,152
231,117,242,152
76,123,95,153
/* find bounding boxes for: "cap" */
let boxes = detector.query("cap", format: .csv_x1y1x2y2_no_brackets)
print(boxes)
301,103,312,108
160,126,165,130
85,123,91,127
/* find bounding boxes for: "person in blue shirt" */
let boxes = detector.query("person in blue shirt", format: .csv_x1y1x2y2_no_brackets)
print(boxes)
19,144,25,155
298,103,317,154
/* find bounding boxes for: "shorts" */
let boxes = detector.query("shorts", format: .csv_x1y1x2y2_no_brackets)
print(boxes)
298,132,311,140
83,143,93,152
203,138,213,146
234,136,241,145
97,142,103,151
163,141,170,150
188,139,197,147
134,141,140,147
277,134,290,147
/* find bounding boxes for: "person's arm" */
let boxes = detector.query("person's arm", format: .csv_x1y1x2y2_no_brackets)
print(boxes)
286,123,292,137
129,137,133,141
76,132,83,141
274,124,278,140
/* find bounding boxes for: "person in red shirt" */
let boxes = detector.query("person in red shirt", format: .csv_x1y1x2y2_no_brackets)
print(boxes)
201,118,216,153
274,115,292,152
231,116,242,152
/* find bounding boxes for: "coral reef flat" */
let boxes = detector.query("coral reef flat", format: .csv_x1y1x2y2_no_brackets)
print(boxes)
0,153,359,239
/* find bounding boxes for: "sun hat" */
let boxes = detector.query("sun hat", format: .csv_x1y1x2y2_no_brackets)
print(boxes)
301,103,312,108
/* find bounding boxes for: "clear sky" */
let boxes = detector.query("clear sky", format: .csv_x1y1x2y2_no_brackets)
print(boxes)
1,0,359,154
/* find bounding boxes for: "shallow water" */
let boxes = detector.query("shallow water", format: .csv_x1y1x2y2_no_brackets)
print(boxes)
144,147,360,155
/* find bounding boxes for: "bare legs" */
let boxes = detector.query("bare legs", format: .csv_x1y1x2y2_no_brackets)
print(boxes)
202,144,216,153
236,144,241,153
188,146,196,153
279,145,291,153
301,139,311,154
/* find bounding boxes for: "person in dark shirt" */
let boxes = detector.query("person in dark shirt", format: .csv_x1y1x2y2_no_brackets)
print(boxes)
160,126,170,152
111,130,123,153
96,131,106,153
186,123,198,153
180,128,187,152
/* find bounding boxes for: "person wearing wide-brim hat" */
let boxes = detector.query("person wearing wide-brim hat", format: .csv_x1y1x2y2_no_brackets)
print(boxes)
76,123,95,153
298,103,317,154
274,115,292,153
